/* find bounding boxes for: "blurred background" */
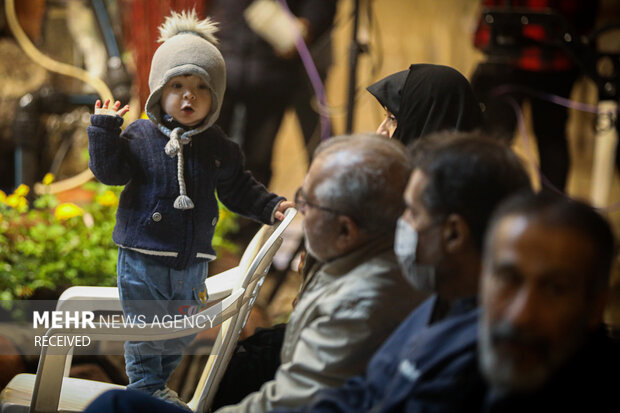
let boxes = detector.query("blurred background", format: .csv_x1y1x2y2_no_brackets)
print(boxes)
0,0,619,394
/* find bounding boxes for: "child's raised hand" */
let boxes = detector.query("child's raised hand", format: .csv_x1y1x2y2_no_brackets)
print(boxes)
94,99,130,117
274,200,295,221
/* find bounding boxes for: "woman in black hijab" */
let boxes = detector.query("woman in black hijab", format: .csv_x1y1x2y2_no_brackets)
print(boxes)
367,64,484,144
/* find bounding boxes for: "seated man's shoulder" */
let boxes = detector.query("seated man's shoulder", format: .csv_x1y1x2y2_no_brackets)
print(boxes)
334,252,409,294
319,252,424,319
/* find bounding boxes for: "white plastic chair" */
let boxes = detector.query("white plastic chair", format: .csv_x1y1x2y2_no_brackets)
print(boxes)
54,213,275,314
189,208,296,412
53,208,294,376
0,208,296,413
0,289,243,413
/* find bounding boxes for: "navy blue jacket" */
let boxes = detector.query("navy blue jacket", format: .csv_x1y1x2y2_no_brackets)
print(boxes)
87,115,284,270
272,296,480,413
274,296,620,413
480,328,620,413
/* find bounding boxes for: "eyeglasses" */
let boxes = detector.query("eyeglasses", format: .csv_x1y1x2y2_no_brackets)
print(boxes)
294,187,347,215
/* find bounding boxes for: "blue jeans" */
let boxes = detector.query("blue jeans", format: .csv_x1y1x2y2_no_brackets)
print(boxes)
84,389,188,413
117,248,208,394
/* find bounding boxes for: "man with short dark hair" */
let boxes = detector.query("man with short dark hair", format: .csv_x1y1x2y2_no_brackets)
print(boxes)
477,192,619,411
272,132,533,413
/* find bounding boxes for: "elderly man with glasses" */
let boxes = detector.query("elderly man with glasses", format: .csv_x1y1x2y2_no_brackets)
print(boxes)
209,134,427,413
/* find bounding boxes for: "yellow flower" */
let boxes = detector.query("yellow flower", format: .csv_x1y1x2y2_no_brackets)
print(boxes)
17,286,33,298
42,173,55,185
97,190,119,207
55,202,84,220
0,190,6,204
14,184,29,197
6,194,27,209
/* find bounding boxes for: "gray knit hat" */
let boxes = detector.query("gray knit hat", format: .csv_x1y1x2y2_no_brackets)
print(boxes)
145,10,226,210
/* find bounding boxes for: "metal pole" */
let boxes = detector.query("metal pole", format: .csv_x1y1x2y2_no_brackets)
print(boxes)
345,0,361,133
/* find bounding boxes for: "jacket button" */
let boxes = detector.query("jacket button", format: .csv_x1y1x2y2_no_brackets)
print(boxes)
212,217,217,226
152,212,162,222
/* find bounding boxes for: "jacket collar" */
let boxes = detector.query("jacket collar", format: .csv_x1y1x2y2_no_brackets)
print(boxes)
300,235,394,295
162,114,189,132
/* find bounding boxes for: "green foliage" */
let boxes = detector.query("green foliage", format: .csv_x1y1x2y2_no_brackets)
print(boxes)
0,181,238,302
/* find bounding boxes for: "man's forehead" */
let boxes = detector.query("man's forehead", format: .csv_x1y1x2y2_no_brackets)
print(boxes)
404,169,428,204
491,215,529,244
305,156,331,189
307,149,367,184
491,215,595,278
318,148,366,171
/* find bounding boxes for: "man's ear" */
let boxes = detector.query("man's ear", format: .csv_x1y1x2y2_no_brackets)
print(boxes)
335,215,360,250
442,214,470,254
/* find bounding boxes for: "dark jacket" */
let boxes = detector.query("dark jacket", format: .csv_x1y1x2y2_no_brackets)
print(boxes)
272,296,480,413
87,115,283,270
481,328,620,413
276,294,620,413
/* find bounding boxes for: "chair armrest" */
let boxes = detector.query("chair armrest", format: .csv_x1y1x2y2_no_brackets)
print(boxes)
56,266,243,313
57,287,121,312
206,267,240,301
48,288,244,343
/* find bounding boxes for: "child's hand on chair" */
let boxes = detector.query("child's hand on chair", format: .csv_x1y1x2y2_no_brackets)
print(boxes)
274,201,295,221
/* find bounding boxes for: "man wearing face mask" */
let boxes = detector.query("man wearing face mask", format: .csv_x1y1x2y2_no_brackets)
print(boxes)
271,132,532,413
392,134,531,322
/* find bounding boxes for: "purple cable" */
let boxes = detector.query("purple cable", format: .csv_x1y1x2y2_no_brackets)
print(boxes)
277,0,331,141
492,84,603,114
502,90,620,213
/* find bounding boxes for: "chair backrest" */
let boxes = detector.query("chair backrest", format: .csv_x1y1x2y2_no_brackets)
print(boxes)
188,208,297,412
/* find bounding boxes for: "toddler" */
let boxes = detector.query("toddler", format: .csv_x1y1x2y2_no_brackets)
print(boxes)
87,10,292,408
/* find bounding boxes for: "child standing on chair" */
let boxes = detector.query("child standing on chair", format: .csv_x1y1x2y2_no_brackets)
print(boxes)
87,10,292,408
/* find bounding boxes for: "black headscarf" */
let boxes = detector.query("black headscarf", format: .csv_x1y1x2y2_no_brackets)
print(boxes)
367,64,484,145
366,69,409,118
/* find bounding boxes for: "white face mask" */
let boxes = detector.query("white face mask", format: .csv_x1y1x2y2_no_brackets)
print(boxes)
394,217,437,292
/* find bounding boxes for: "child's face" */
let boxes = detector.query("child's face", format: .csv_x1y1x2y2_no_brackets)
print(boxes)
161,74,212,127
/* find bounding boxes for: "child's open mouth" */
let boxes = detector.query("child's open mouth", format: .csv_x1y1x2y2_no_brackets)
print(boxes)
181,106,194,114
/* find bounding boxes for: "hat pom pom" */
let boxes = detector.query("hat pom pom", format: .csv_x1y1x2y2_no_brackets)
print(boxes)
158,9,219,45
174,195,195,210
